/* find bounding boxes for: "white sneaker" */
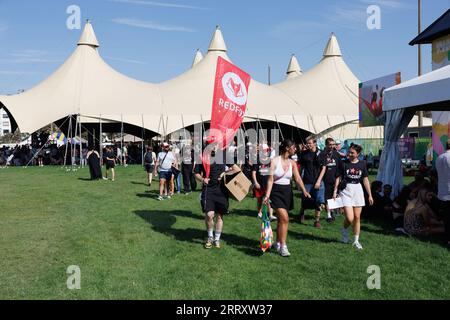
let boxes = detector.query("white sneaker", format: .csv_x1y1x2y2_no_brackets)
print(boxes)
157,196,164,201
270,215,277,221
102,177,108,180
166,195,171,199
280,245,291,257
341,228,349,244
275,242,281,253
352,241,363,250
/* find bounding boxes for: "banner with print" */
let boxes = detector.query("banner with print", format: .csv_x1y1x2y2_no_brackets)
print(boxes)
359,72,401,127
203,56,251,177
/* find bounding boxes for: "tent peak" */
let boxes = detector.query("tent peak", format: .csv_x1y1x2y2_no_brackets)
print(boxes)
78,20,99,48
191,49,203,67
323,33,342,58
286,54,302,79
208,26,227,52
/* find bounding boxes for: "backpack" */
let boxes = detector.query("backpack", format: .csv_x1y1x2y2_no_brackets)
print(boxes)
144,152,154,165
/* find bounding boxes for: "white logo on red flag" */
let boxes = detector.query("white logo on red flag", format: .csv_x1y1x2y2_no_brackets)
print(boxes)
222,72,248,105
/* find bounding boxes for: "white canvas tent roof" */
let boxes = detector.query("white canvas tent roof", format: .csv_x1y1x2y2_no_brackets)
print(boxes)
0,22,427,140
274,34,360,134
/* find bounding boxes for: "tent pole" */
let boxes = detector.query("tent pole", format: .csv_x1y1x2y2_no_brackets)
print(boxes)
79,115,82,167
63,116,72,167
121,114,124,166
275,115,284,141
257,115,266,143
99,115,103,162
141,114,144,165
73,114,79,170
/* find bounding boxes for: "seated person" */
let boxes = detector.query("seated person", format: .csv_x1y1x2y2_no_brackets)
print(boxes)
363,181,383,220
392,186,411,230
404,188,445,237
380,184,394,219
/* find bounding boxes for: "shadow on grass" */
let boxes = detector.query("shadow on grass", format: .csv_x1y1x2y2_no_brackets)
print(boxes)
78,177,96,181
134,210,262,257
288,230,338,244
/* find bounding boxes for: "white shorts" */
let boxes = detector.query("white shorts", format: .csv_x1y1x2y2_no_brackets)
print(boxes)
339,183,365,207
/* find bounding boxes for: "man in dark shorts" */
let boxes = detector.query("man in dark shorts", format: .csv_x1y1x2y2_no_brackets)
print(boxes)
104,146,116,181
194,149,240,249
316,138,342,223
299,138,325,228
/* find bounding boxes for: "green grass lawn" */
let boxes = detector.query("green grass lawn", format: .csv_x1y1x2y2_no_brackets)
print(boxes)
0,165,449,300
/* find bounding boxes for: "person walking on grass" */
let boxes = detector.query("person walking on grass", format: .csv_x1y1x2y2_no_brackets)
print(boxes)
154,143,177,201
333,144,373,250
298,137,325,228
316,138,342,223
263,139,311,257
143,146,156,187
436,139,450,250
194,148,240,249
104,146,116,182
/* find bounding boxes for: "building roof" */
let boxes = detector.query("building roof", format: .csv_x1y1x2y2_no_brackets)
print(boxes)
410,9,450,45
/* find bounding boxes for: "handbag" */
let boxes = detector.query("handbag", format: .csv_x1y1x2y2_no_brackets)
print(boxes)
338,162,347,191
171,166,181,177
260,203,273,252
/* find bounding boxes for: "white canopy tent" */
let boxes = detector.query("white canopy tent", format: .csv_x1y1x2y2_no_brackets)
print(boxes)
378,64,450,196
383,64,450,111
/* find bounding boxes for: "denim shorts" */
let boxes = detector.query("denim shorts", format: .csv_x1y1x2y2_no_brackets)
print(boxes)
159,170,173,180
302,183,326,210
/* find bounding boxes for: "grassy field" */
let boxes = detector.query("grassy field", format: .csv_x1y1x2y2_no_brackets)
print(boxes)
0,165,449,300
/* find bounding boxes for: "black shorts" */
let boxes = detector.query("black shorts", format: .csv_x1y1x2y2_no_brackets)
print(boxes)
200,186,229,214
106,161,115,170
270,184,294,211
144,164,154,173
324,182,335,201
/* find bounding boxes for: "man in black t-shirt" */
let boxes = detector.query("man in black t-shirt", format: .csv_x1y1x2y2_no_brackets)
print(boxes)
316,138,342,223
194,149,240,250
299,138,325,228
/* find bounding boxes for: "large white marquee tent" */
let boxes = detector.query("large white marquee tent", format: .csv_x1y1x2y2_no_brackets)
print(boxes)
0,21,428,140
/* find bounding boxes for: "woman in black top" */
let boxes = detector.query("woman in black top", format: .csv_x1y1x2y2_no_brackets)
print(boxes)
333,144,373,250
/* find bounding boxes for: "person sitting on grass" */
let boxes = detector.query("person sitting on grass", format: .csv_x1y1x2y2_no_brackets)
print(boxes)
380,184,394,219
404,188,445,237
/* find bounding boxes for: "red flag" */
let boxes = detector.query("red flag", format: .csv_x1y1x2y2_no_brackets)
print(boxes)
204,57,251,178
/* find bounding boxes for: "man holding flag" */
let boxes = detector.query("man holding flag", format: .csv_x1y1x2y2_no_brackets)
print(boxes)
195,56,251,249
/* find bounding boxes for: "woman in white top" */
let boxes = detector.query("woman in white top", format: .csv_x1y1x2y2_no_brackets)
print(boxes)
264,139,311,257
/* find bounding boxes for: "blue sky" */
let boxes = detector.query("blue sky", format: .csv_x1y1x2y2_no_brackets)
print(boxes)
0,0,449,94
